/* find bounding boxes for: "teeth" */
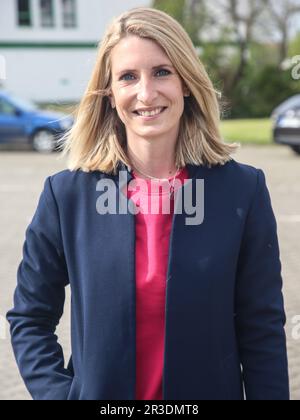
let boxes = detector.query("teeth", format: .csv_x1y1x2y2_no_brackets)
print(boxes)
137,107,164,117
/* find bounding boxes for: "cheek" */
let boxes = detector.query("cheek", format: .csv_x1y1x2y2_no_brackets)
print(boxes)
113,96,131,121
167,85,185,107
116,94,132,114
172,95,185,116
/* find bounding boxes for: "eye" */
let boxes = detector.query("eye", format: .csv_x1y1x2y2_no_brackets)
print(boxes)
119,73,135,81
156,69,171,77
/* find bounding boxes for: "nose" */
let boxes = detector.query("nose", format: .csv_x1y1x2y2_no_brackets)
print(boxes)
136,75,158,104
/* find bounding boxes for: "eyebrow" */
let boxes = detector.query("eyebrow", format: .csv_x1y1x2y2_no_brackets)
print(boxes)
116,64,174,76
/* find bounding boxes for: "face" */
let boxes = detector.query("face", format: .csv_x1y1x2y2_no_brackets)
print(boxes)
109,35,189,142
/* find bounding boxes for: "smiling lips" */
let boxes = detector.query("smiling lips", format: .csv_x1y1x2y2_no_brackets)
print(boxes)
134,107,167,117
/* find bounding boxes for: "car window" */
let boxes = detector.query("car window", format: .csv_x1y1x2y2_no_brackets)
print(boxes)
9,95,37,111
272,95,300,118
0,99,17,116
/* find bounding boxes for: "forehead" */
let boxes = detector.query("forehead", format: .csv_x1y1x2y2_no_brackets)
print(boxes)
110,35,172,71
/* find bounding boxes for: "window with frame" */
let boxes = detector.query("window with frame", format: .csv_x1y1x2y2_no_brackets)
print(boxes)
61,0,77,28
40,0,55,28
0,99,16,116
17,0,32,27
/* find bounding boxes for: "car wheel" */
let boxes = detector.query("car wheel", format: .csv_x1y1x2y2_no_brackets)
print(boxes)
32,130,56,153
291,145,300,155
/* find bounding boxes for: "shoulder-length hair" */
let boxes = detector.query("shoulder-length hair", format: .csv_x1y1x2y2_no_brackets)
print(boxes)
58,7,239,174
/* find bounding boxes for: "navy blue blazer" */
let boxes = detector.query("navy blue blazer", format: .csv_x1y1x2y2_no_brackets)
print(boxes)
6,159,289,400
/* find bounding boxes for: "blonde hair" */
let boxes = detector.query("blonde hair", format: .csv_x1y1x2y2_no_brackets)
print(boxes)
58,7,239,174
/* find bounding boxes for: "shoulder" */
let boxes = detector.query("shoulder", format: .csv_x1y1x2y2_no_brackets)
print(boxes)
37,169,108,211
212,157,264,188
211,158,261,179
197,158,268,205
48,168,104,185
225,158,267,194
48,168,106,189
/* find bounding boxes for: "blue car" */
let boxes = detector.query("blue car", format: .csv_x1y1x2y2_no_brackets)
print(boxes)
272,94,300,156
0,91,73,152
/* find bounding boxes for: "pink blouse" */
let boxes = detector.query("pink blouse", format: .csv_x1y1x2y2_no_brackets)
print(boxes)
126,166,189,400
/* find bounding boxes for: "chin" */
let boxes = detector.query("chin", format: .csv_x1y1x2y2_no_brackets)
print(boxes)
136,125,169,134
136,130,166,139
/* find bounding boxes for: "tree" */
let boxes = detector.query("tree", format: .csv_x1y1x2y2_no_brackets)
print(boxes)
262,0,300,64
184,0,216,45
152,0,186,24
289,31,300,57
152,0,214,46
213,0,266,93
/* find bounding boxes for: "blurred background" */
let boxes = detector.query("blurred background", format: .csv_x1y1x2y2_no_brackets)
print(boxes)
0,0,299,400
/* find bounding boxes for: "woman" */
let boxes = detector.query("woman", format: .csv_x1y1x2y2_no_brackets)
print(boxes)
7,7,289,400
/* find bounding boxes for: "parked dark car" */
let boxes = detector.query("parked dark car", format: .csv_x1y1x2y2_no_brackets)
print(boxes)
272,95,300,155
0,91,73,152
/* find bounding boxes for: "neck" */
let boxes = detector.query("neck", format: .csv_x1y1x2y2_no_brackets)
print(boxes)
126,133,179,179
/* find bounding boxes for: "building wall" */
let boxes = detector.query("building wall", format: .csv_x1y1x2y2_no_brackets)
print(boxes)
0,0,149,42
1,48,97,102
0,0,150,102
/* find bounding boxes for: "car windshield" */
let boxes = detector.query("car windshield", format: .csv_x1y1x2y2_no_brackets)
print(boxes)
285,107,300,116
273,95,300,118
8,95,38,112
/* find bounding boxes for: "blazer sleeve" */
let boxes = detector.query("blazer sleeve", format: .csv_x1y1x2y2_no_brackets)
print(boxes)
6,176,73,400
235,169,289,400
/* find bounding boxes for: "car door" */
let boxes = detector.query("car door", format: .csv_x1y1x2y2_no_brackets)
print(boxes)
0,98,27,144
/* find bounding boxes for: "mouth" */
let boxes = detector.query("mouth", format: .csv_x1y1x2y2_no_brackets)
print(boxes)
133,107,167,119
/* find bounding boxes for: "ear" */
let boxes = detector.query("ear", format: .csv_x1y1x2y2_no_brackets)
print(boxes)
108,94,116,108
183,84,190,97
184,88,190,97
